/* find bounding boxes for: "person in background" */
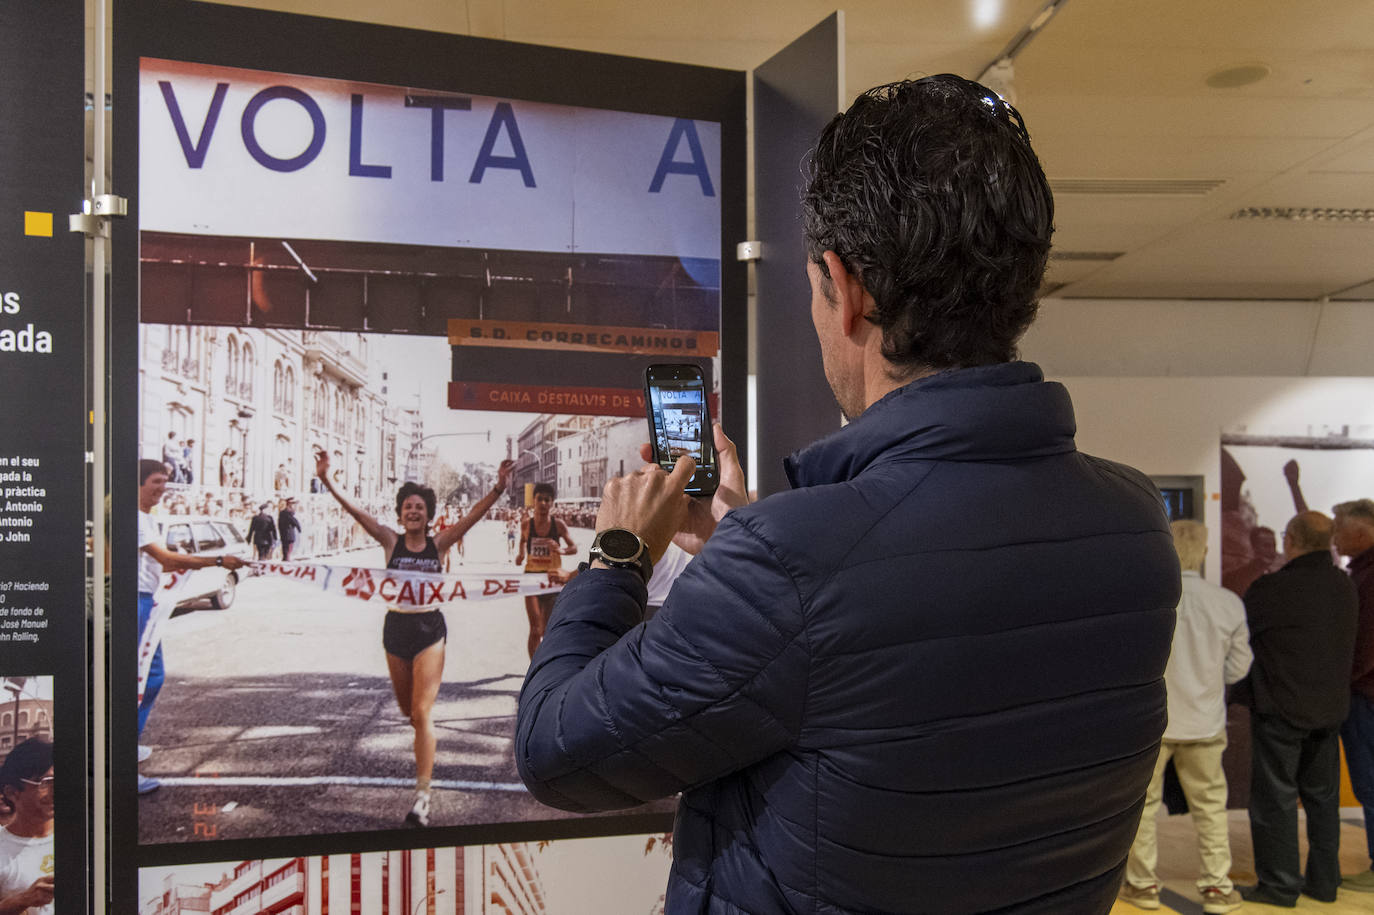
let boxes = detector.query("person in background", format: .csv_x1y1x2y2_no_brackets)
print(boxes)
181,438,195,485
278,497,302,562
1121,520,1251,913
0,738,54,915
161,433,186,484
247,502,277,561
136,459,246,794
1239,511,1358,907
1222,525,1280,598
515,483,577,659
1334,498,1374,892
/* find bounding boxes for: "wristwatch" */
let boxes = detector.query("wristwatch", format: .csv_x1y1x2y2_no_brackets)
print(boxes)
215,556,224,567
589,528,653,584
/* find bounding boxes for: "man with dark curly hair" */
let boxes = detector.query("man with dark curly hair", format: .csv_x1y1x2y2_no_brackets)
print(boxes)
518,75,1179,913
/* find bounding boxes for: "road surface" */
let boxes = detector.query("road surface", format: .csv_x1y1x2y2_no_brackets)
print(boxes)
137,518,674,843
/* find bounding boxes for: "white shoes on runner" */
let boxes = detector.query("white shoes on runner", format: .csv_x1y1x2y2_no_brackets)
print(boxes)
405,790,431,827
137,745,152,762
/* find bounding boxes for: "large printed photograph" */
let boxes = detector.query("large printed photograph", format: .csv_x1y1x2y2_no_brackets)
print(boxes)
0,677,54,915
135,58,721,844
1219,422,1374,596
139,832,675,914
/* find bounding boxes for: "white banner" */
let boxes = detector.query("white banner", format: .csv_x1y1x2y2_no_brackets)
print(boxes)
139,59,721,259
136,561,564,700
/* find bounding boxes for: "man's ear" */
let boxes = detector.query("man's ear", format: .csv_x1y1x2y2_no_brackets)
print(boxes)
820,251,869,337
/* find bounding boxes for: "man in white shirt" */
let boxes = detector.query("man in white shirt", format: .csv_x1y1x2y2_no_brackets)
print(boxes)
0,737,54,915
1122,520,1252,913
137,459,245,794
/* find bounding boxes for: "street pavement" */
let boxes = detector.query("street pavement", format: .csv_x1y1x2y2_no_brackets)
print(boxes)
137,518,674,843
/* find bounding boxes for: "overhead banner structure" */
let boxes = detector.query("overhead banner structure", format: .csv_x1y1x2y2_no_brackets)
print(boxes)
140,59,722,259
0,1,88,913
113,3,744,911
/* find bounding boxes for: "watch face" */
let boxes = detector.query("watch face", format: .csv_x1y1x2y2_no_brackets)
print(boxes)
598,529,642,562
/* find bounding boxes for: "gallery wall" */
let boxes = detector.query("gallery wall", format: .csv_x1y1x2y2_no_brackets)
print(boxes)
1045,372,1374,572
1027,295,1373,376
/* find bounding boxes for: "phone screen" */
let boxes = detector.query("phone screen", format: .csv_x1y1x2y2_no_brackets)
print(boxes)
645,364,717,495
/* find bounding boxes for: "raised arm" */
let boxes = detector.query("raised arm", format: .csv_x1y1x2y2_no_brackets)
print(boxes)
315,449,396,553
436,459,514,554
556,518,578,555
1282,460,1309,514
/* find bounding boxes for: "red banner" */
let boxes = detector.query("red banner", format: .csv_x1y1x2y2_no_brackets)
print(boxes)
448,382,646,417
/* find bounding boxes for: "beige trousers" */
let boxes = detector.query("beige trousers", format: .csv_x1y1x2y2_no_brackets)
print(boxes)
1126,733,1233,892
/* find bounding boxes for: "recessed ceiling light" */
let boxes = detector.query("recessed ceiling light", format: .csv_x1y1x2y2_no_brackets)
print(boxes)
973,0,1003,29
1205,63,1271,89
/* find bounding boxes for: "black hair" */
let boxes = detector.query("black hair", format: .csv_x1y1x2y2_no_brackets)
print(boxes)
140,458,169,485
0,737,52,802
801,74,1054,371
395,482,436,523
532,482,555,499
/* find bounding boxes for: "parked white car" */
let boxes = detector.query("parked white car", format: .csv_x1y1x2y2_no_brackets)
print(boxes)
159,516,253,610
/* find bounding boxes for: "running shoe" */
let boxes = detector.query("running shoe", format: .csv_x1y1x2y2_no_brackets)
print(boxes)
137,775,161,795
1117,882,1160,910
1200,886,1241,913
137,744,152,762
405,791,431,827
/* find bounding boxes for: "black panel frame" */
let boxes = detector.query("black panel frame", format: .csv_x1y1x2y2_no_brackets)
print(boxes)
111,0,745,901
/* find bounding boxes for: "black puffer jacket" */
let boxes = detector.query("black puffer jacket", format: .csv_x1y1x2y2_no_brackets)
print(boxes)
517,362,1179,914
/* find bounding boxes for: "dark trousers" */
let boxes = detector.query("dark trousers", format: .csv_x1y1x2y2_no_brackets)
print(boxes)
281,539,295,561
255,543,272,560
1342,691,1374,866
1248,712,1342,901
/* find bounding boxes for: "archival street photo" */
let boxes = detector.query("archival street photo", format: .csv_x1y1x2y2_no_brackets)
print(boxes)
138,832,675,914
133,57,720,844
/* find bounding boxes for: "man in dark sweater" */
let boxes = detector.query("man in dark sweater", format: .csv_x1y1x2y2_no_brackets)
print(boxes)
1335,498,1374,892
247,502,278,561
1241,511,1358,907
278,498,302,561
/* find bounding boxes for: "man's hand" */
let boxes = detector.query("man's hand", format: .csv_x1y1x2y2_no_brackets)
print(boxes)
1283,459,1300,486
596,457,695,563
496,458,515,490
314,448,329,481
638,423,749,555
221,555,246,571
6,875,55,910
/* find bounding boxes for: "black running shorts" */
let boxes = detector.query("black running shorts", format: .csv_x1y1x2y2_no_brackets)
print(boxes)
382,609,447,661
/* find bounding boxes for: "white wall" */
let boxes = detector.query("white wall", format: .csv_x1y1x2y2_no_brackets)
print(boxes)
1026,297,1374,376
1052,374,1374,575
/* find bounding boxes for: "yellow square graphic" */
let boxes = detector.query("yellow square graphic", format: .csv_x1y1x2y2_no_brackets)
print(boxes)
24,212,53,237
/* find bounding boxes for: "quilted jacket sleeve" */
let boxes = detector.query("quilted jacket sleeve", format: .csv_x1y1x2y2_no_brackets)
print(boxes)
515,513,809,813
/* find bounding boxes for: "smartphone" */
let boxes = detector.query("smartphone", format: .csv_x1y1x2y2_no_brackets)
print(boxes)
644,363,718,496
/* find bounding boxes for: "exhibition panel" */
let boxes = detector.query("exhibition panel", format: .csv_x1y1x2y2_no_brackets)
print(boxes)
0,2,89,913
110,2,745,911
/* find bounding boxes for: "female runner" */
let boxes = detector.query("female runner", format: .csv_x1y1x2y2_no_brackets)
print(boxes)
514,482,577,658
316,450,513,827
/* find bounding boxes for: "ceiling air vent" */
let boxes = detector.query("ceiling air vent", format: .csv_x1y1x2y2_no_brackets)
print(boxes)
1230,207,1374,222
1049,250,1124,262
1049,178,1225,196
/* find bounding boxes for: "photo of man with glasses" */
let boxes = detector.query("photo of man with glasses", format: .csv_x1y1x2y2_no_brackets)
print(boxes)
0,737,54,915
